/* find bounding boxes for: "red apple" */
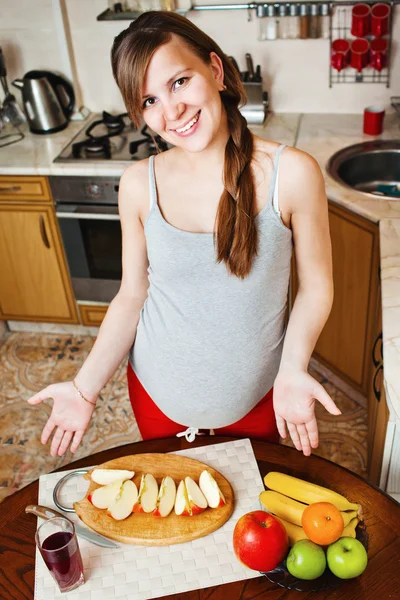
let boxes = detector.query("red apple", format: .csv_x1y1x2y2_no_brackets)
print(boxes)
233,510,289,572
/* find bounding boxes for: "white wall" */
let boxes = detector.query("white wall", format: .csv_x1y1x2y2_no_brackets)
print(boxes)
1,0,399,114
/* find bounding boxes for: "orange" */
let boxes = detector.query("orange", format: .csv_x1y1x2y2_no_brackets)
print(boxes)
301,502,344,545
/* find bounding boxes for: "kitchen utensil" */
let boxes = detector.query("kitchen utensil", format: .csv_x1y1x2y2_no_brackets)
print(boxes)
240,84,268,125
35,516,85,593
350,38,370,73
331,39,351,72
26,504,120,548
370,38,388,72
74,453,234,546
254,65,262,83
363,105,385,135
12,70,74,134
351,3,371,37
0,47,25,126
371,2,390,37
245,53,255,82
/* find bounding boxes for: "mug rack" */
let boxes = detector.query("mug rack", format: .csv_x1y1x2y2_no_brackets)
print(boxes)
329,0,395,87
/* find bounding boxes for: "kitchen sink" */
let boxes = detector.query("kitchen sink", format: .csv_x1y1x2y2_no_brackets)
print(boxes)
327,140,400,200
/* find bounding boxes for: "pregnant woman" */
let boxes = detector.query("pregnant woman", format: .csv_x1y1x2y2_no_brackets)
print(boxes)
28,11,340,457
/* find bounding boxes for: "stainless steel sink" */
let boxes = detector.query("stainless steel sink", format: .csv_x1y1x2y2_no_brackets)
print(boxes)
327,140,400,200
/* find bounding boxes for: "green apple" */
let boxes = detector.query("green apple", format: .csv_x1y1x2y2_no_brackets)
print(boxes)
327,537,368,579
286,539,326,580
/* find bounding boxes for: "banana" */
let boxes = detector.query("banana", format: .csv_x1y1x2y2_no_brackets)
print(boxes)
341,510,359,527
341,517,359,539
275,516,309,546
264,472,360,513
259,490,307,526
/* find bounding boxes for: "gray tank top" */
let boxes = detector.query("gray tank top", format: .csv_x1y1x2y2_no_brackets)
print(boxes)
130,144,293,428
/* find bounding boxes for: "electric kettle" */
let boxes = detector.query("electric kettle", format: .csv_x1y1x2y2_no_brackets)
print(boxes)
12,70,74,134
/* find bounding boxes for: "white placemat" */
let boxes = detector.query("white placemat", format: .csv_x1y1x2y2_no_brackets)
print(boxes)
35,438,263,599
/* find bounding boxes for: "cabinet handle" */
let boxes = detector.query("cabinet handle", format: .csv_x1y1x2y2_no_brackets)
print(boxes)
372,332,383,368
39,215,51,249
373,364,383,403
0,185,21,193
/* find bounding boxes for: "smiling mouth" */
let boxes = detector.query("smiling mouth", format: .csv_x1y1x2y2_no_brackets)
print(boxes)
174,111,201,134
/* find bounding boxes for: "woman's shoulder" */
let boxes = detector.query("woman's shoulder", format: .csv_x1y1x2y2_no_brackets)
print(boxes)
252,135,322,181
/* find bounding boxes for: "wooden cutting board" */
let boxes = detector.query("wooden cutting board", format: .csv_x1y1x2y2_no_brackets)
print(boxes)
74,453,234,546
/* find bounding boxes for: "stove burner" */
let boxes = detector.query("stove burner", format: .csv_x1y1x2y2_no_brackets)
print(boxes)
56,111,172,163
72,136,112,159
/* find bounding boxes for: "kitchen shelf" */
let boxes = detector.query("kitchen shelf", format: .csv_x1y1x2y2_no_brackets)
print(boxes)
97,7,188,20
98,0,400,20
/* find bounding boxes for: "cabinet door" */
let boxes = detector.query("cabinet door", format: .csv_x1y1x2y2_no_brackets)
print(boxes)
310,202,380,395
0,204,78,322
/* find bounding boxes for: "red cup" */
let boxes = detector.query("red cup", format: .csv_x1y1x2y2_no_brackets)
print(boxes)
350,38,370,72
370,38,388,71
351,3,371,37
331,39,351,72
363,105,385,135
371,3,390,37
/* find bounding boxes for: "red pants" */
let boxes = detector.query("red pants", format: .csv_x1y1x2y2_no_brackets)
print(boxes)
127,363,279,443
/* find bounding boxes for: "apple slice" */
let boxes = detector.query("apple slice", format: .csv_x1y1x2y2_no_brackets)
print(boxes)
91,468,134,485
132,473,158,513
153,476,176,517
199,470,226,508
107,480,138,521
175,480,191,516
88,479,124,509
185,476,208,515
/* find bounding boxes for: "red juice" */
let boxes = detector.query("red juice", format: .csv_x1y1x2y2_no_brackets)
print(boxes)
41,531,84,592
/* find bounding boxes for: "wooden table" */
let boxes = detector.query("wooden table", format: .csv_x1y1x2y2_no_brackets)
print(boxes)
1,436,400,600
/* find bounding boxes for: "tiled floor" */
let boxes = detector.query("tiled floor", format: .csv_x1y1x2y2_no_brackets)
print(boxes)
0,331,368,503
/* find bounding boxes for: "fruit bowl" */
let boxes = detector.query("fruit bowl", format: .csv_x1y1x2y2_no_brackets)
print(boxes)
261,521,368,592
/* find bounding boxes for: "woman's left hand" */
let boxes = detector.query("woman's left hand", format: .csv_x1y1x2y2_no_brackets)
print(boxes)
273,369,341,456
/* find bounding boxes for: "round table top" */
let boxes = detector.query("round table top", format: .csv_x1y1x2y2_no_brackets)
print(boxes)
1,436,399,600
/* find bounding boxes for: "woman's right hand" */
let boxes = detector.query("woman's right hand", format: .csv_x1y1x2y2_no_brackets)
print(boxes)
27,382,97,457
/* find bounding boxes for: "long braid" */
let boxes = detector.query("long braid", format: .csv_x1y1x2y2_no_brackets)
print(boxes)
216,98,256,279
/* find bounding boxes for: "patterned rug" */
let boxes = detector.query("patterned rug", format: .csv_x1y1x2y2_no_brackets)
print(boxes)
0,332,368,503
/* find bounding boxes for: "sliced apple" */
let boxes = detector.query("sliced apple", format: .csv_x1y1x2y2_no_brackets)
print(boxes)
91,468,135,485
132,473,158,513
107,480,138,521
88,479,124,509
153,476,177,517
175,480,191,516
185,476,208,515
199,470,226,508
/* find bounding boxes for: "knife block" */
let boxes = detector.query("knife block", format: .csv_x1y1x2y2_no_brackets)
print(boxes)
240,81,268,125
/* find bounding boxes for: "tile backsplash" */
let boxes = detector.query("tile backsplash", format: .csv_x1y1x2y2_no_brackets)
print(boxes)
0,0,399,114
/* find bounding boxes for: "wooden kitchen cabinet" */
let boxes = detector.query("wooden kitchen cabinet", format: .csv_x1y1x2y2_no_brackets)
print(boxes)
79,303,108,327
0,201,78,323
292,200,380,397
367,292,390,485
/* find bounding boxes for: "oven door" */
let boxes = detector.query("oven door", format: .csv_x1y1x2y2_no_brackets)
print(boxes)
56,204,122,303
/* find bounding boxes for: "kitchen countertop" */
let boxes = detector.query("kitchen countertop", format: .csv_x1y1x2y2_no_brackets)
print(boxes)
1,111,399,423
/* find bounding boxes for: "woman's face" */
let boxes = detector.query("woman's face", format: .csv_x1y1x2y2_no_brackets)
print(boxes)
141,35,227,153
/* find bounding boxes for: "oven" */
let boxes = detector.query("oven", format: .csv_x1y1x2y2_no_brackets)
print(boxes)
50,175,122,304
50,111,171,304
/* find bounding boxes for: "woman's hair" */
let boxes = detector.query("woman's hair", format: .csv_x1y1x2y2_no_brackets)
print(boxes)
111,11,256,278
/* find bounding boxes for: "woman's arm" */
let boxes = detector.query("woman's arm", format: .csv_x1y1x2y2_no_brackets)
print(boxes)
273,149,340,456
73,161,150,400
27,160,150,456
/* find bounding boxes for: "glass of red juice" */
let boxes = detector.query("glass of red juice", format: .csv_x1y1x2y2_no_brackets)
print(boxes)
35,517,85,593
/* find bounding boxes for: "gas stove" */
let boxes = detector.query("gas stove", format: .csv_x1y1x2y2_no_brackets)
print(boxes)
54,111,170,163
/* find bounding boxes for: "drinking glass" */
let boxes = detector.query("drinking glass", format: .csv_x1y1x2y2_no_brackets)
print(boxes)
35,517,85,594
